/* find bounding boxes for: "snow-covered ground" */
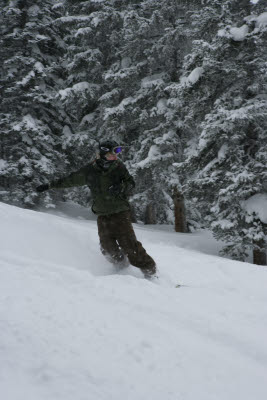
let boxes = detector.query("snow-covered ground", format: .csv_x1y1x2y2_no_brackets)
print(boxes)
0,202,267,400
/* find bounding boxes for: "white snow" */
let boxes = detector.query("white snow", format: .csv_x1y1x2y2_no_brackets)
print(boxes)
136,145,161,168
218,13,267,41
91,16,101,27
59,16,91,23
58,87,72,100
36,34,48,41
59,82,99,100
0,159,8,172
80,112,96,125
52,2,64,10
23,114,37,129
72,82,91,92
28,5,40,16
34,62,44,72
218,28,227,37
62,126,73,149
17,70,35,86
0,202,267,400
154,130,175,145
104,97,135,120
218,144,228,160
242,193,267,224
230,25,249,41
141,73,165,88
63,125,72,137
13,115,39,132
255,12,267,29
211,219,235,230
34,156,53,174
75,27,92,37
156,98,167,113
8,0,17,6
181,67,204,86
218,25,249,41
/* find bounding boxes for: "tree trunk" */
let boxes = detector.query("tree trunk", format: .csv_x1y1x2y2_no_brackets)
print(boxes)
173,186,187,233
144,202,156,224
253,239,266,266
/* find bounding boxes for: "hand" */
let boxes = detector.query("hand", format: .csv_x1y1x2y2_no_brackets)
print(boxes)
36,184,49,193
108,183,122,196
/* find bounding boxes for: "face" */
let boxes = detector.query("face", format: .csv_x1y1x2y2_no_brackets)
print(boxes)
105,152,118,161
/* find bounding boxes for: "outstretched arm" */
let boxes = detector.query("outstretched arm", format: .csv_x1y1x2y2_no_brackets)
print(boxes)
50,166,89,189
36,166,89,192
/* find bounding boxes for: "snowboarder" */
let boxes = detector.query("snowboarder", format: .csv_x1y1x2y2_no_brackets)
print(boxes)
37,140,157,278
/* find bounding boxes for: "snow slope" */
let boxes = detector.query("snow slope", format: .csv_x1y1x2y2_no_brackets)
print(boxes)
0,202,267,400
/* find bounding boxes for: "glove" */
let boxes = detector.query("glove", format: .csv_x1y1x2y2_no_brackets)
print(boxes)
36,184,49,193
108,183,122,196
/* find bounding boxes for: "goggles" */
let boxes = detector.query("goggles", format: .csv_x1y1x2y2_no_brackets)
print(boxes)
100,146,122,154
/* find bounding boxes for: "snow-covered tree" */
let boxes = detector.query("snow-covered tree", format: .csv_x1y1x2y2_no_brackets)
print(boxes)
96,0,195,223
52,0,124,206
56,0,121,159
0,0,67,208
170,0,267,262
56,1,184,221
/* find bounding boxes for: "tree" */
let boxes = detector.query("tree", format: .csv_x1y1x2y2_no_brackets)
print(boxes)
97,0,194,223
170,0,267,262
0,0,67,208
56,1,185,221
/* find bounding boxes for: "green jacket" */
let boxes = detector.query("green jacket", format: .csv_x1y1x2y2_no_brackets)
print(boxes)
51,159,135,216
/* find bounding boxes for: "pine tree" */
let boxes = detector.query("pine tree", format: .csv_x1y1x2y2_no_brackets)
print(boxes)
57,0,201,223
0,0,67,208
53,0,124,206
57,0,122,159
97,0,193,223
171,0,267,261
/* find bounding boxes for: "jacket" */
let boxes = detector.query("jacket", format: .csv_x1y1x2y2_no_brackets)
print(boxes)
50,159,135,216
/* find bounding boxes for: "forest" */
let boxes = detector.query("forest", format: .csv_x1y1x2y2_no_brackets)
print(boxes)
0,0,266,264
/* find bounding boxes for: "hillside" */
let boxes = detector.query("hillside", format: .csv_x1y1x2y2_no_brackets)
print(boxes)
0,202,267,400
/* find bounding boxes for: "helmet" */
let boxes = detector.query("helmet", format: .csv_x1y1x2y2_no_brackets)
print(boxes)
99,140,121,157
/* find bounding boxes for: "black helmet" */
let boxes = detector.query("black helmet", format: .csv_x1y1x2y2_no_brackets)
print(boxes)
99,140,120,157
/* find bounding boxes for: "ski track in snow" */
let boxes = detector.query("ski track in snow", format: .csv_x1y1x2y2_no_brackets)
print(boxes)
0,203,267,400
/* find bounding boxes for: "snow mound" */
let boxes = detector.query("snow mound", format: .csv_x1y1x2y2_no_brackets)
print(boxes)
256,12,267,28
180,67,204,86
242,193,267,224
1,202,267,400
218,24,249,41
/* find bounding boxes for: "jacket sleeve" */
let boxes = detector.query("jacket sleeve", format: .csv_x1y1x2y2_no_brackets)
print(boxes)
50,166,89,189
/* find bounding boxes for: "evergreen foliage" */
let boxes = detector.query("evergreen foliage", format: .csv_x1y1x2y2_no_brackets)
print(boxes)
0,0,67,208
60,0,194,222
170,0,267,259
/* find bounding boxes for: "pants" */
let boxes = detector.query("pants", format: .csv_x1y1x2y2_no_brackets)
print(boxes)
97,211,156,273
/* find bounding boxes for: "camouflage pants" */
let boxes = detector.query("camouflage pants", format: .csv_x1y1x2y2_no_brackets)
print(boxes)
97,211,156,274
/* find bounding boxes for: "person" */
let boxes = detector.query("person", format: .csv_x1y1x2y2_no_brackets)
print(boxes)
37,140,157,278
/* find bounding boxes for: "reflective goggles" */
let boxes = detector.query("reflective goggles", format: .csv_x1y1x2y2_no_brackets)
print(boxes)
100,146,122,154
